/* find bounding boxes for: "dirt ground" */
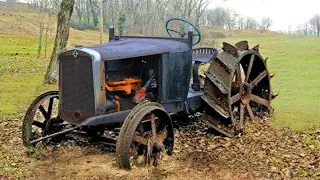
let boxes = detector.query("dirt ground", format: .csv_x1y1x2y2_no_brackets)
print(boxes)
1,116,320,180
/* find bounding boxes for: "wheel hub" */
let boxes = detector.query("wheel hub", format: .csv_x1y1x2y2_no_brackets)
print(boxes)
146,139,163,166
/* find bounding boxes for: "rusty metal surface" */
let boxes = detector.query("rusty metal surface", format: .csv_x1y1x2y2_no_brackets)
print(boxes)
202,41,274,137
235,40,249,51
201,114,235,138
116,102,174,169
89,38,190,61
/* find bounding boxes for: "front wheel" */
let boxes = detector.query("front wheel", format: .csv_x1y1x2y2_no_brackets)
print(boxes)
116,102,174,170
22,91,63,147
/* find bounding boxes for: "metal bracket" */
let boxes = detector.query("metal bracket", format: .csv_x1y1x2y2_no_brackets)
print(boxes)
192,61,201,91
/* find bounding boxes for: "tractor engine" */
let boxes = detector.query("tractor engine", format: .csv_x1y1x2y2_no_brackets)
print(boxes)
103,55,159,113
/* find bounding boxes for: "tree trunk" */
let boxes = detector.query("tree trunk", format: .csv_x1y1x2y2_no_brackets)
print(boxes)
44,0,75,84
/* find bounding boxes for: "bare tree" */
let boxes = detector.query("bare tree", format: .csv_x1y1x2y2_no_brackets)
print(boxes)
44,0,75,84
245,17,259,30
6,0,17,11
225,8,237,30
74,0,86,25
237,16,245,30
297,22,311,35
25,0,267,39
194,0,210,27
89,0,99,27
310,14,320,36
206,7,229,27
260,17,272,31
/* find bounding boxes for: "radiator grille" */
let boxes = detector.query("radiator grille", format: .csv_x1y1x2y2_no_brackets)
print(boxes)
60,54,95,114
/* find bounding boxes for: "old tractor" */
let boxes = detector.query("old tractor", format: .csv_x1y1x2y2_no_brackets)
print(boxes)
22,18,275,169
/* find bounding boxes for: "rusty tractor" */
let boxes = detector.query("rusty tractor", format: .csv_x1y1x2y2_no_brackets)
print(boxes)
22,18,276,169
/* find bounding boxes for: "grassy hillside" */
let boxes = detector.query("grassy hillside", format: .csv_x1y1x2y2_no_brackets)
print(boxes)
0,12,105,121
0,12,319,131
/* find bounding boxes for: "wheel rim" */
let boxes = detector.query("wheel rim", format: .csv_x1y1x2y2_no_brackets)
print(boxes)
22,91,61,146
116,103,174,169
231,51,271,129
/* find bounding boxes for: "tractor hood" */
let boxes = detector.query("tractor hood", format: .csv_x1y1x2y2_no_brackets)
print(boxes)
88,37,190,61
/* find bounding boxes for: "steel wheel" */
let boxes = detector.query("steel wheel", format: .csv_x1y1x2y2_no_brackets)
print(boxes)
231,46,271,127
202,41,276,137
22,91,62,146
116,102,174,170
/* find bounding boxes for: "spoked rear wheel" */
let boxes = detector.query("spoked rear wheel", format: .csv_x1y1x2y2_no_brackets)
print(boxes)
22,91,64,147
116,102,174,170
202,41,276,137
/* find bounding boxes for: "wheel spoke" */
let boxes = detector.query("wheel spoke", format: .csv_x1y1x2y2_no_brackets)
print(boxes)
239,103,244,127
137,123,144,134
231,93,241,104
156,130,168,142
250,70,267,87
245,54,255,82
246,104,255,121
32,121,45,128
250,94,269,107
150,113,157,139
39,105,49,120
47,97,54,119
168,28,180,34
133,135,148,145
236,66,243,85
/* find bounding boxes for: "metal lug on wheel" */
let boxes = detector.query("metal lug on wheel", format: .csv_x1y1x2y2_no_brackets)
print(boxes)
222,42,238,56
235,40,249,51
252,45,260,52
271,93,279,100
270,74,275,78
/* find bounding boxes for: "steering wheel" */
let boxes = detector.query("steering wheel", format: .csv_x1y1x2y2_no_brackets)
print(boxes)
166,18,201,46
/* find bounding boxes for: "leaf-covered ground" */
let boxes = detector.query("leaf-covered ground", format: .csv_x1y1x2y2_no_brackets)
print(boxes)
1,116,319,179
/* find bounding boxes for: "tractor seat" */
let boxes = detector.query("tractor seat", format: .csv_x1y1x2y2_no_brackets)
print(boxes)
192,47,218,63
191,47,218,91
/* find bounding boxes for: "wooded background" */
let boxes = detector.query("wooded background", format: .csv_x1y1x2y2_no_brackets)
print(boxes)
2,0,271,35
2,0,320,36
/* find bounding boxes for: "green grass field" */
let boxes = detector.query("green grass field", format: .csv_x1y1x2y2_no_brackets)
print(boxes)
0,12,319,131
